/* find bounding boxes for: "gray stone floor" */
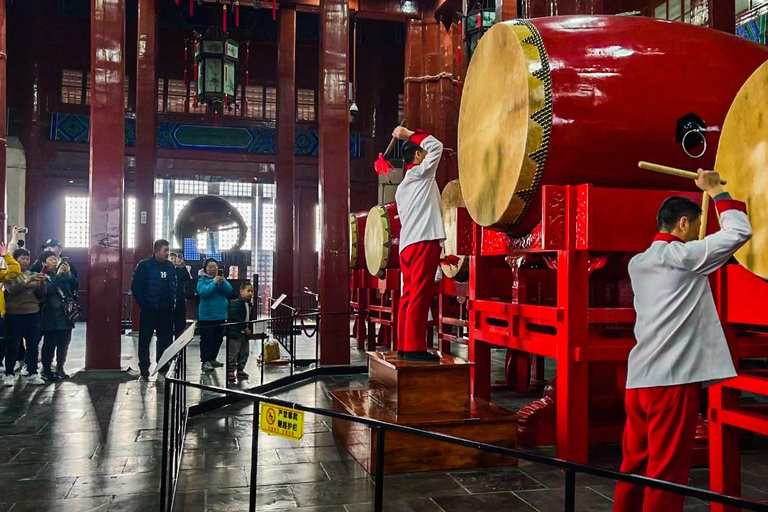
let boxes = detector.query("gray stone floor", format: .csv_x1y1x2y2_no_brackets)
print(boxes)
0,326,766,511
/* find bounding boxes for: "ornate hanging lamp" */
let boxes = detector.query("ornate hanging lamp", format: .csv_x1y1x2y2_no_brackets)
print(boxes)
464,0,496,61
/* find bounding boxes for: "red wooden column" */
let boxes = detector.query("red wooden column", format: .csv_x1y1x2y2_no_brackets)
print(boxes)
135,0,158,261
404,20,422,128
496,0,518,19
318,0,350,365
711,0,736,33
86,0,126,370
274,6,296,302
0,0,7,243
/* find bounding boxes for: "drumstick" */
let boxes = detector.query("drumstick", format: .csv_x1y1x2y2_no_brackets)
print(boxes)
699,192,709,240
638,161,727,185
384,118,407,157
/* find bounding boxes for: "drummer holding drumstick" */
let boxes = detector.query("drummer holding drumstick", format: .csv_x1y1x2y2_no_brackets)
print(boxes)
391,125,446,362
614,169,752,512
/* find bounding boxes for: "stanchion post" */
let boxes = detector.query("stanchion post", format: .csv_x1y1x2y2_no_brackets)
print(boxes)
160,376,171,511
564,469,576,512
375,426,386,512
250,400,261,512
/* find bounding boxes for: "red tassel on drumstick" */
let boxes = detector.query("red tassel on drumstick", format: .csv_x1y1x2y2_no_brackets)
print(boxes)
374,118,407,176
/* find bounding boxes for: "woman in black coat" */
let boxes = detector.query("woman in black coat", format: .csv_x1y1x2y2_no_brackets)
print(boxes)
39,251,79,381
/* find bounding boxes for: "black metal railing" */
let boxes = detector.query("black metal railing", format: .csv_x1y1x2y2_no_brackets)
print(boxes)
160,374,768,512
160,346,187,512
159,313,768,512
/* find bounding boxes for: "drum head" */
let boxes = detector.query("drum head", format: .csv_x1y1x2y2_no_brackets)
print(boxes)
459,20,552,230
365,205,393,277
441,180,470,281
715,61,768,279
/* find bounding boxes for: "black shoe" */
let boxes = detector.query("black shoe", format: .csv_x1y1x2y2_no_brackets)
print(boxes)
402,351,441,362
41,369,57,382
56,369,70,380
140,369,150,378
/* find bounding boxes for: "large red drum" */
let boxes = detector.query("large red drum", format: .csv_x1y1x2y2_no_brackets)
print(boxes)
364,203,401,278
459,16,768,233
349,211,368,271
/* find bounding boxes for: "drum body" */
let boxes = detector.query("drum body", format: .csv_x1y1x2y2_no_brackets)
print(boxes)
349,211,369,271
364,203,401,278
459,16,768,233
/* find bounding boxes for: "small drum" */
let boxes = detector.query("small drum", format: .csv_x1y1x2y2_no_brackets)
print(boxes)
364,203,401,278
349,211,368,271
441,180,472,282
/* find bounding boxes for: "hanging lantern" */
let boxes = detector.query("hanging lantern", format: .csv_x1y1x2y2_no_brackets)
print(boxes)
194,32,240,119
464,0,496,61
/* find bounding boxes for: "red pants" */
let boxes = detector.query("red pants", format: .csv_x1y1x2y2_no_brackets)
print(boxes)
613,384,700,512
397,240,441,352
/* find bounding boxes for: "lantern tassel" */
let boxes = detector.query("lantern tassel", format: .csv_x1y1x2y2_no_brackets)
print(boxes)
194,64,198,81
272,0,276,21
235,1,240,27
476,11,481,28
223,4,228,32
175,0,180,5
184,68,189,86
190,0,194,16
245,70,249,84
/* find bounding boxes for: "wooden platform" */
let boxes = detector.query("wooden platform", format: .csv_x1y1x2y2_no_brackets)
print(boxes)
330,351,519,474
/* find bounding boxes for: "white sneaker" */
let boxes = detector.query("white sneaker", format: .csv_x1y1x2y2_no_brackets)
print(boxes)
3,375,15,387
27,374,46,386
13,361,22,372
20,365,29,377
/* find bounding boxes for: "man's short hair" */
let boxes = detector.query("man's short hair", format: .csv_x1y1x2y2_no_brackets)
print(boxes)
170,252,178,258
153,239,170,253
240,282,253,291
13,248,30,260
657,196,702,231
401,141,423,165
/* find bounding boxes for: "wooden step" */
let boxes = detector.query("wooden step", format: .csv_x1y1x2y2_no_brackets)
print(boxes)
367,350,472,421
330,389,519,475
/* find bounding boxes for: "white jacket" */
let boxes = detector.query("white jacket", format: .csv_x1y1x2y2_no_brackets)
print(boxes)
395,131,446,252
626,198,752,389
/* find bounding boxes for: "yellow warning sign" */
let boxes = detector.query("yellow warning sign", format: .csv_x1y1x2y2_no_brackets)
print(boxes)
259,403,304,441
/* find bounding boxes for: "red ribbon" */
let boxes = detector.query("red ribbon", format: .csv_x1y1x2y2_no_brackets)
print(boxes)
223,4,228,32
476,11,482,28
235,1,240,27
374,153,394,176
272,0,276,21
441,255,460,266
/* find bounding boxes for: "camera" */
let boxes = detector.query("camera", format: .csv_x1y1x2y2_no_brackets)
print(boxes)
217,269,224,277
349,102,359,119
16,227,28,234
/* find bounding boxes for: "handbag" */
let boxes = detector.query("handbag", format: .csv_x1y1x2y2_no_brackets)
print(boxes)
57,287,83,324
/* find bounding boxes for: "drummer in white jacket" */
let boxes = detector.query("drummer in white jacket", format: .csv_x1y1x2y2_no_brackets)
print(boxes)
392,126,446,362
613,169,752,512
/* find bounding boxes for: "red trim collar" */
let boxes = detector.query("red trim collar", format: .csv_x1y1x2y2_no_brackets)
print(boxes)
406,163,417,171
653,233,683,243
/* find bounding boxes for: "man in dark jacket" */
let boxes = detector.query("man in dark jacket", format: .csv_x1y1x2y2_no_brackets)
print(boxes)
131,239,177,377
170,252,192,338
31,239,78,278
